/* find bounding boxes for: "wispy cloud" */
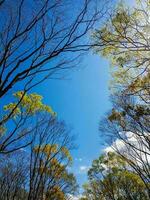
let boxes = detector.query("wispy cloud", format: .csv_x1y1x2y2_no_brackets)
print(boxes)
67,194,84,200
79,165,89,174
75,158,83,162
103,131,150,165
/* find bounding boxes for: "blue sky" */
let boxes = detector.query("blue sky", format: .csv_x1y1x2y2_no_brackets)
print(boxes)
1,0,135,193
34,1,136,189
34,52,111,190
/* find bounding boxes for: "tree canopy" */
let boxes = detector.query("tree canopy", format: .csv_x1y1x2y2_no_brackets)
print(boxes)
82,152,149,200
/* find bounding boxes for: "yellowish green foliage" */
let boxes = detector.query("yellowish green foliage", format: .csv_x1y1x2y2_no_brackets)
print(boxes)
34,144,72,162
47,186,65,200
84,152,149,200
34,143,72,178
108,103,150,126
108,108,126,124
61,146,73,162
3,91,56,117
0,126,6,136
34,144,58,155
33,143,74,199
93,1,150,96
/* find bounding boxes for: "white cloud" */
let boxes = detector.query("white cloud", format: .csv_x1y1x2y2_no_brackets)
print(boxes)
67,194,83,200
104,138,124,153
103,131,150,165
80,166,87,171
79,165,89,174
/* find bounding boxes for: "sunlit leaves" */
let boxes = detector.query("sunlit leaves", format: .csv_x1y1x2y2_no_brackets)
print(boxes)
0,126,6,136
61,146,73,162
47,186,65,200
4,103,21,116
93,0,150,99
34,144,58,155
83,152,149,199
3,91,56,118
34,143,72,179
33,142,75,199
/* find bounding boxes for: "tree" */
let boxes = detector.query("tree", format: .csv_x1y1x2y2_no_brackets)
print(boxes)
0,151,28,200
0,115,78,200
92,0,150,196
27,114,77,200
99,94,150,193
0,0,110,100
0,91,55,153
82,152,149,200
0,0,111,153
92,0,150,104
